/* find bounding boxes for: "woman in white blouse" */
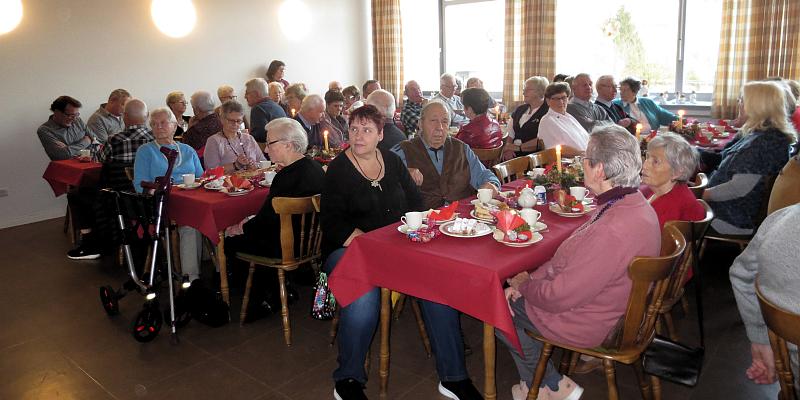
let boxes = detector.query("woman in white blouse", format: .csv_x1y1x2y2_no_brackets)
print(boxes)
538,82,590,157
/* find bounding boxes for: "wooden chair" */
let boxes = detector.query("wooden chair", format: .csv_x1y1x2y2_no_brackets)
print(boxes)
656,200,714,341
526,147,557,168
524,225,686,400
756,279,800,400
493,156,531,184
689,173,708,199
472,143,505,170
236,195,323,344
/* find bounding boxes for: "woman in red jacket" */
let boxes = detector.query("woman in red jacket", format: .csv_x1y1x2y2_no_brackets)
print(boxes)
455,87,502,166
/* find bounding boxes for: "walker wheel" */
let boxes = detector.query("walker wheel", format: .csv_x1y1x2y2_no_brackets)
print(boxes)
131,307,162,342
100,285,119,316
173,296,193,329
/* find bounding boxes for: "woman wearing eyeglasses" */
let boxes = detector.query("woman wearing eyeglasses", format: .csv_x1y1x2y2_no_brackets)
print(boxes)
538,82,590,157
204,100,266,173
613,76,677,133
166,92,191,136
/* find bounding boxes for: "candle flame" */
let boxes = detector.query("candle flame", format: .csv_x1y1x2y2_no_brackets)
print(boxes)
324,130,328,137
555,145,562,152
678,110,685,116
636,123,643,130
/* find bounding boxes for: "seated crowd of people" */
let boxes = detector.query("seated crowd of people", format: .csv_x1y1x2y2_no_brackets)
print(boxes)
36,62,800,400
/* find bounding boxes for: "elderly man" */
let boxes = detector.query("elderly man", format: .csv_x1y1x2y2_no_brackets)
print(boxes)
245,77,287,143
215,86,250,130
366,89,407,151
566,73,613,133
400,80,426,136
87,89,129,143
362,79,381,99
594,75,638,135
324,89,349,141
392,100,500,209
295,94,343,150
182,90,223,151
433,74,469,127
37,96,96,161
67,99,154,260
329,81,343,92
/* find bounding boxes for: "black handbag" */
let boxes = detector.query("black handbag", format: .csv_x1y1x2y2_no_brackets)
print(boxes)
642,221,706,387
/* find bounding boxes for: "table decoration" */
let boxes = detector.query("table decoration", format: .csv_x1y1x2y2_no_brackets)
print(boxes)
527,162,582,192
495,210,532,243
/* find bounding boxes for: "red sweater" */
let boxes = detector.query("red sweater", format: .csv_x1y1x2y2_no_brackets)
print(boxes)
649,183,705,229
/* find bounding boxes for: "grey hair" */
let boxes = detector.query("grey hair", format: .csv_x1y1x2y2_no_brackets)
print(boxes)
219,99,245,120
245,78,269,99
647,132,699,183
217,86,234,99
524,76,549,95
123,98,148,121
440,73,454,85
190,90,215,114
286,83,307,101
420,99,452,126
366,89,396,119
328,81,341,90
596,75,615,88
150,107,177,126
265,118,308,153
572,73,592,85
586,124,642,188
300,94,325,112
466,77,482,88
620,76,642,95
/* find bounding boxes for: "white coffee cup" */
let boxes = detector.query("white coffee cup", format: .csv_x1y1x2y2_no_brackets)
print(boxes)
79,149,91,158
477,188,493,203
264,170,277,184
258,160,272,169
520,209,541,227
531,167,546,178
401,211,423,231
569,186,588,201
182,173,195,186
701,131,714,139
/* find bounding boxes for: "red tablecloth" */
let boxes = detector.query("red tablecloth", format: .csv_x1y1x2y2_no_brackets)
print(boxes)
42,159,102,196
168,186,270,244
687,133,736,151
329,179,594,350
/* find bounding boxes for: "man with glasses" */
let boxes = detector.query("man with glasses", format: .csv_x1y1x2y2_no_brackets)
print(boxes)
594,75,639,135
245,77,287,143
433,73,469,127
87,89,130,143
215,86,250,131
37,96,96,160
566,73,613,133
182,90,224,152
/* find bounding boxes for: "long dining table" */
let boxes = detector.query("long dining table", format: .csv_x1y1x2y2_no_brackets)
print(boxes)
42,158,103,196
328,178,595,399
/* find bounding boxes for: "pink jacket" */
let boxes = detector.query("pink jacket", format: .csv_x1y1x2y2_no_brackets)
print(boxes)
518,191,661,348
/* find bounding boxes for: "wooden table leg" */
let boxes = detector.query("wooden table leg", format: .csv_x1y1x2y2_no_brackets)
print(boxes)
484,322,497,400
380,288,391,396
217,232,230,307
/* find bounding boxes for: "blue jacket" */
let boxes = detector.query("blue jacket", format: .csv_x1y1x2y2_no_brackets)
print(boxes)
613,96,677,129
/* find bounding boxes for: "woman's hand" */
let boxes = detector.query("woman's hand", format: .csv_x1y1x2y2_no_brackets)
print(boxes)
507,271,532,291
746,343,778,384
226,218,248,237
502,148,517,161
504,286,522,316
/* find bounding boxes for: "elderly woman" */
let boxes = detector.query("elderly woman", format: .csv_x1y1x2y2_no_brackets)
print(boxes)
342,85,363,115
166,92,191,136
503,76,550,160
183,90,224,152
498,125,661,400
268,81,288,116
265,60,289,89
215,86,250,131
703,81,796,235
538,82,589,157
204,100,266,173
455,87,502,162
322,105,483,400
613,76,677,133
284,83,306,117
133,107,204,281
224,118,325,321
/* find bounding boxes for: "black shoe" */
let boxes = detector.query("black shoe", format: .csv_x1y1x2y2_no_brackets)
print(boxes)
242,300,276,323
67,242,101,260
334,378,368,400
439,379,483,400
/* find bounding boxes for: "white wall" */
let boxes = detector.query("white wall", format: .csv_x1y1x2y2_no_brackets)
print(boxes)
0,0,371,229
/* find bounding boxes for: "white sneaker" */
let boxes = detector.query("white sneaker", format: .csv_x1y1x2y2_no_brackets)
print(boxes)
543,376,583,400
512,380,551,400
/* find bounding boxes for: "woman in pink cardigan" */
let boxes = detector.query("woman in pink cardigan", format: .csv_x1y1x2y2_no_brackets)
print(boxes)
497,125,662,400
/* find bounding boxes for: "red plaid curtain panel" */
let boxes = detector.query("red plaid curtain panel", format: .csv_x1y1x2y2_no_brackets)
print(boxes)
503,0,556,110
372,0,404,107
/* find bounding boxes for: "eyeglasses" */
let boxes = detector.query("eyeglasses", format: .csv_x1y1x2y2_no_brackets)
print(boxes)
442,84,455,89
599,84,619,89
575,155,594,164
344,95,356,100
548,95,569,102
266,139,285,147
61,111,80,118
221,95,237,101
619,87,632,93
225,117,244,125
172,100,188,105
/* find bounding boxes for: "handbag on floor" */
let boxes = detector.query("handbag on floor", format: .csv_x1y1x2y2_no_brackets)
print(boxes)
310,272,337,320
643,221,705,387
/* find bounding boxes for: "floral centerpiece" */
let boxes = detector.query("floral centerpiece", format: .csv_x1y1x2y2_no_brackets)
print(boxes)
528,162,583,192
308,143,348,166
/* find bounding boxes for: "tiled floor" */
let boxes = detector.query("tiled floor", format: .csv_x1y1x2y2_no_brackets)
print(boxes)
0,218,781,399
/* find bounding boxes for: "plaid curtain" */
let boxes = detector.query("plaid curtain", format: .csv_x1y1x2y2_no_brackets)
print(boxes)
712,0,800,119
503,0,556,109
372,0,404,107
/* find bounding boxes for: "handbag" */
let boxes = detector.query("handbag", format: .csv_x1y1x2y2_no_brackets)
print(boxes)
642,221,706,387
310,272,337,320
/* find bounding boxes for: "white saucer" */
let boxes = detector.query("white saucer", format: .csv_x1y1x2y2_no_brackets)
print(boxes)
398,224,429,234
177,182,200,189
470,199,501,206
259,180,273,187
204,183,224,190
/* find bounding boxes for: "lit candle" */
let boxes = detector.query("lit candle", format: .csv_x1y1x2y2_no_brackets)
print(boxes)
555,145,562,174
291,108,296,117
635,123,642,142
677,110,685,130
495,105,500,120
323,130,329,151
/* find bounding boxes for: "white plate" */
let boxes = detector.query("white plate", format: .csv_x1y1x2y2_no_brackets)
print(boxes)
397,224,429,234
581,197,595,204
439,220,493,238
492,229,544,247
224,188,254,196
530,221,547,232
470,209,496,223
470,199,501,206
422,210,458,225
177,182,200,189
498,190,516,199
258,180,273,187
549,203,595,217
204,183,224,190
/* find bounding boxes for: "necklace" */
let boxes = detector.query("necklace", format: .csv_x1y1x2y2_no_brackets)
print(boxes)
572,192,630,235
224,132,249,160
156,141,182,167
352,150,383,191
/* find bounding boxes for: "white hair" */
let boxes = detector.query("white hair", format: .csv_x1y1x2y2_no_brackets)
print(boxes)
440,73,454,85
420,99,453,126
586,124,642,188
524,76,549,94
150,107,177,125
245,78,269,99
190,90,215,114
265,118,308,153
366,89,396,119
300,94,325,112
217,86,235,99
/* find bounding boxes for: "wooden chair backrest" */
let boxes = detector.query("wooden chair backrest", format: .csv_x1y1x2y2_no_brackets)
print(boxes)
493,156,530,184
272,195,323,265
527,148,558,168
125,167,135,182
689,173,708,199
756,279,800,400
768,158,800,215
663,200,714,302
472,144,505,169
756,174,778,227
619,224,686,352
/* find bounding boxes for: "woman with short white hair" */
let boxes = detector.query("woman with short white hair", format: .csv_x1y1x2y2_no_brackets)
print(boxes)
503,76,550,160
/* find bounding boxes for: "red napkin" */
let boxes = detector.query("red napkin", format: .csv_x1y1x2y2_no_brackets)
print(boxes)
202,167,225,180
225,175,252,190
496,211,531,242
718,119,729,127
430,202,459,221
515,180,535,196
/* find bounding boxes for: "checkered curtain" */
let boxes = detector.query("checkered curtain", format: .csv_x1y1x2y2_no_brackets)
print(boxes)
502,0,556,109
712,0,800,119
372,0,404,107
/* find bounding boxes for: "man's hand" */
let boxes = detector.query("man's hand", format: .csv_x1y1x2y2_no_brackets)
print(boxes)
479,182,499,197
746,343,778,384
507,271,531,291
408,168,424,186
55,141,67,148
618,118,632,127
504,286,522,316
83,136,92,143
454,109,465,115
501,149,516,161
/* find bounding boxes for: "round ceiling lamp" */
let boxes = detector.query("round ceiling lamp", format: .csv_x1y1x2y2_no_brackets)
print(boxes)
151,0,196,38
0,0,23,35
279,0,311,40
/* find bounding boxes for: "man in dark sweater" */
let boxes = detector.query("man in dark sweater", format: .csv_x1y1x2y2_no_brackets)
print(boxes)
366,89,407,151
245,78,286,143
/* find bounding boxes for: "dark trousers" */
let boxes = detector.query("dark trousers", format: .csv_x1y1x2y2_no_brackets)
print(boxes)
67,187,97,230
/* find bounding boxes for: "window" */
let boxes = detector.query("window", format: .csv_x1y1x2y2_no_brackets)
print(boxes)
683,0,724,94
400,0,441,91
443,0,505,93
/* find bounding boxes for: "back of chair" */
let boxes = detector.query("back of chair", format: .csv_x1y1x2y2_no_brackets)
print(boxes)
272,195,322,265
768,157,800,215
472,144,505,169
527,147,557,168
689,173,708,199
663,200,714,302
619,224,686,352
756,279,800,400
493,156,530,183
756,175,778,226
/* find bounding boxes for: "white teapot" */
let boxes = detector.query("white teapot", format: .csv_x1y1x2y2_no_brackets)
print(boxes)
517,187,537,209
